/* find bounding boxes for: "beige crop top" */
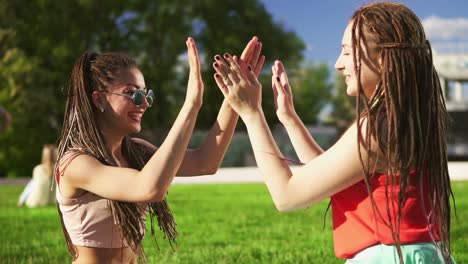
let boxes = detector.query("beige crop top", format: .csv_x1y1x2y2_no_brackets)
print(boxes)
56,173,147,248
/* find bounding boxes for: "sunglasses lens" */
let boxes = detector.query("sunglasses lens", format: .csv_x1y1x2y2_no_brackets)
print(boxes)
146,90,154,107
133,90,145,105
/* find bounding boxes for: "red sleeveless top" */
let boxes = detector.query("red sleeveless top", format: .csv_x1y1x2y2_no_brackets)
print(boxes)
330,170,439,258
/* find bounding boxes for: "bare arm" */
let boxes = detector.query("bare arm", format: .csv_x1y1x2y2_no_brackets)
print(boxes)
271,60,323,163
60,37,203,203
177,37,265,176
215,54,369,212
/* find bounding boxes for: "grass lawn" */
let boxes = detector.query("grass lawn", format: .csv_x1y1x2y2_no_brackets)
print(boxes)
1,182,467,263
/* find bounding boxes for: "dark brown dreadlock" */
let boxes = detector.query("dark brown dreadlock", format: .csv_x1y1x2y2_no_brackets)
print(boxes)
350,2,454,263
56,51,177,262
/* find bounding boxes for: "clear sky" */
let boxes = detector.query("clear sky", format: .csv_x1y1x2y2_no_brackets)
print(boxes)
260,0,468,65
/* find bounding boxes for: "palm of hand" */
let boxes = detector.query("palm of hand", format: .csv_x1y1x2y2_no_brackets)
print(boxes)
275,93,294,120
272,61,296,123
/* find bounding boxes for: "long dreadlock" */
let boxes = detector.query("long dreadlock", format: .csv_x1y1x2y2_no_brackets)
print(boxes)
350,2,454,263
55,51,177,262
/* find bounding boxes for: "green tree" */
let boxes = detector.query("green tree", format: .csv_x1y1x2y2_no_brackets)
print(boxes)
0,0,305,176
289,61,333,125
186,0,306,129
0,0,134,176
324,72,356,133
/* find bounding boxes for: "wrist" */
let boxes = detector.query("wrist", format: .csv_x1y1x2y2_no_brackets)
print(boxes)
182,101,202,113
240,107,264,124
279,112,300,127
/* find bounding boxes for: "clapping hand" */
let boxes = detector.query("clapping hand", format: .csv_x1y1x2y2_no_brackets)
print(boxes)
271,60,298,124
185,37,204,109
212,37,266,119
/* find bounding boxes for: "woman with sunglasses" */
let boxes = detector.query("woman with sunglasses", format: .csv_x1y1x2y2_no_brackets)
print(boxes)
55,37,264,263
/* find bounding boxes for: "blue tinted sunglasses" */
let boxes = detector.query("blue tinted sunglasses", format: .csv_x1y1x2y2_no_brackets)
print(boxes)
105,89,154,107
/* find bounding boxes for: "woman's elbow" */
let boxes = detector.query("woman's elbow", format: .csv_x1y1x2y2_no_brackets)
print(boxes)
273,194,308,212
196,163,219,175
273,197,293,212
205,166,219,175
143,189,167,203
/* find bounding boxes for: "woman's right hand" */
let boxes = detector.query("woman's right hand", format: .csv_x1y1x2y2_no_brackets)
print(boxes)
272,60,298,125
214,53,263,120
185,37,204,109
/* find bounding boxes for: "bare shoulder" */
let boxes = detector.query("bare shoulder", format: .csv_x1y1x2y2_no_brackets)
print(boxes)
58,152,101,182
337,118,383,170
57,151,99,197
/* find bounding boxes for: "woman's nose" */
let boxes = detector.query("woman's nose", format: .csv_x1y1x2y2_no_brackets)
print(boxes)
335,55,344,71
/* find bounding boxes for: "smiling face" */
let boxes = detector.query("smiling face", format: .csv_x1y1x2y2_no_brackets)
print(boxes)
94,67,149,135
334,22,381,98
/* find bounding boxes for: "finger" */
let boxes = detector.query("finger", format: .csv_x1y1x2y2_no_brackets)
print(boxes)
224,53,241,71
240,36,257,61
216,54,238,86
214,73,229,96
276,61,292,96
213,54,232,77
280,71,292,96
274,60,284,77
249,42,262,67
272,61,278,75
245,64,257,84
271,75,279,108
254,55,265,77
273,75,287,97
187,37,201,76
213,62,233,87
223,53,241,83
234,55,249,76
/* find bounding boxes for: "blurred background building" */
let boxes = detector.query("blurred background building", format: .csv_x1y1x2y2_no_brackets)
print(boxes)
433,42,468,160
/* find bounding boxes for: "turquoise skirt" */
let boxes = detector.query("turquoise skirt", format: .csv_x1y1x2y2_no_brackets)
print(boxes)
345,243,456,264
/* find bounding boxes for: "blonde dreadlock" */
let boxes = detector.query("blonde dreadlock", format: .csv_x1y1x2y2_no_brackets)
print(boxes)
350,2,454,263
56,51,177,262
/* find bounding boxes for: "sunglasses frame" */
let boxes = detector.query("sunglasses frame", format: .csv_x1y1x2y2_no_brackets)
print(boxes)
104,89,154,107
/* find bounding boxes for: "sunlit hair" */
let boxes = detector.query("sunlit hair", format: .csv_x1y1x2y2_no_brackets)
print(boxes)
349,2,454,262
56,51,177,262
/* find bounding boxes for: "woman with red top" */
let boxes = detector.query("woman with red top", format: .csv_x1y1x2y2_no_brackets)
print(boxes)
212,2,455,263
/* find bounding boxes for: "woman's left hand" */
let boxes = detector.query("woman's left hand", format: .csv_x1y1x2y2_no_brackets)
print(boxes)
272,60,298,125
213,53,263,119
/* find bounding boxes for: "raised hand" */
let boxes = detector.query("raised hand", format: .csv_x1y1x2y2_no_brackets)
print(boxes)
185,37,204,109
238,36,265,77
213,36,265,86
272,60,297,124
213,53,262,119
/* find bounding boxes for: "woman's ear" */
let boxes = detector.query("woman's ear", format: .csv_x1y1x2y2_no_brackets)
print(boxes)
92,91,105,112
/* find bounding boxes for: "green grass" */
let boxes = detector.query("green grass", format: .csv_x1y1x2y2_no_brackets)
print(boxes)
1,182,467,263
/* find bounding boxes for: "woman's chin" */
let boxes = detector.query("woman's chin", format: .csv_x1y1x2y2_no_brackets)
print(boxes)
346,87,357,97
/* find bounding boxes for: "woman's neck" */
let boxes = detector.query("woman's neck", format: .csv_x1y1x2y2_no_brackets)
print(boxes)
100,130,127,166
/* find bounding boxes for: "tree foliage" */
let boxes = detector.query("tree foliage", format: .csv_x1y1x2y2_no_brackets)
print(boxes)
0,0,307,176
289,62,333,124
324,72,356,133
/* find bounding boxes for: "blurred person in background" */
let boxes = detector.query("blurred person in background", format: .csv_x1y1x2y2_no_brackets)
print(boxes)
18,144,57,207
